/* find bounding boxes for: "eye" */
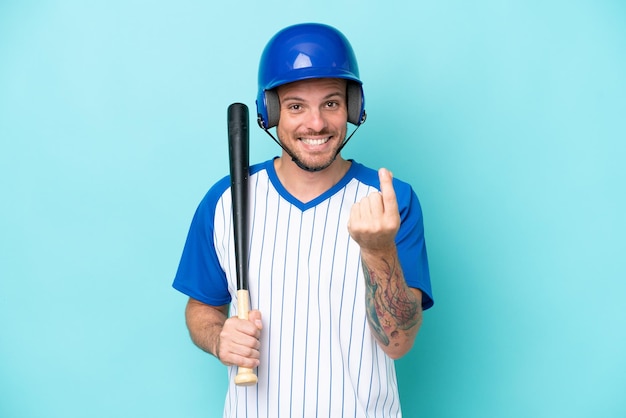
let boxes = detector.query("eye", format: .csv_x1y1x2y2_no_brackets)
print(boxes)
325,101,339,108
288,104,302,111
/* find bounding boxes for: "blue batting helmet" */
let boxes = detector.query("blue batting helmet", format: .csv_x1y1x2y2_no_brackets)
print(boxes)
256,23,366,129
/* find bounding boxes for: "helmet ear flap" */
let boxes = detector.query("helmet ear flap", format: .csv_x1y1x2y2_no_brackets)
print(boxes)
347,82,365,126
264,89,280,129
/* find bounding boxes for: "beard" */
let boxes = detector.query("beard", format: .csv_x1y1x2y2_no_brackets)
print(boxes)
277,129,346,172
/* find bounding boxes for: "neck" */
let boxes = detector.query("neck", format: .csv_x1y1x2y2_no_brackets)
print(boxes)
274,154,351,203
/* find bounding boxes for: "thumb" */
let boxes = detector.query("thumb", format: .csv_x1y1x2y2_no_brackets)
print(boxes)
248,309,263,330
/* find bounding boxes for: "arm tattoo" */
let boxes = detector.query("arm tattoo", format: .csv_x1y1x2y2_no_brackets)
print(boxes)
364,269,390,345
363,258,420,347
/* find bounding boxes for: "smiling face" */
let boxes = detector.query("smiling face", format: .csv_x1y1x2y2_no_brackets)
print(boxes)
275,78,349,172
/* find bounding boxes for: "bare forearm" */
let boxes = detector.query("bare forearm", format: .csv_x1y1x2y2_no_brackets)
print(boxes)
361,248,423,359
185,298,227,357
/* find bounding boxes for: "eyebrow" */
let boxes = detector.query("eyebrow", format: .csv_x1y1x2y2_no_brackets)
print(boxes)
280,91,346,103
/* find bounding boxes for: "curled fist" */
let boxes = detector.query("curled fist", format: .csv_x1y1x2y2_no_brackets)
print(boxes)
348,168,400,252
217,310,263,369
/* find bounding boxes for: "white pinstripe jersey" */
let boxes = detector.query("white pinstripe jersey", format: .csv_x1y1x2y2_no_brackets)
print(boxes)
173,159,433,418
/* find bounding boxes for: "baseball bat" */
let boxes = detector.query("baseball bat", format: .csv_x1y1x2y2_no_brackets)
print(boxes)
227,102,257,386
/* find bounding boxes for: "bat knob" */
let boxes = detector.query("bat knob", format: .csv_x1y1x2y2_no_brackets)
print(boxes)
235,367,258,386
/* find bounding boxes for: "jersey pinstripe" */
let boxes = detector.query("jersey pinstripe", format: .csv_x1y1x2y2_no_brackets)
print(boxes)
173,159,433,418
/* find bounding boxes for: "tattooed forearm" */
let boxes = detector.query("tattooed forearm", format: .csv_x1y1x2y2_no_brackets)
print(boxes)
362,257,421,351
364,269,390,346
383,276,420,330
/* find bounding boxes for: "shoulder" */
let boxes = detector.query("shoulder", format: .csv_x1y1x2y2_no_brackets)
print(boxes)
198,160,272,211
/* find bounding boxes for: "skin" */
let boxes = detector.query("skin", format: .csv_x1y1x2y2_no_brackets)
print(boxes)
347,167,423,359
184,77,423,365
273,78,352,202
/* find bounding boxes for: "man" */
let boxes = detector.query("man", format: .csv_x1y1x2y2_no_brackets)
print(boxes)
173,23,433,417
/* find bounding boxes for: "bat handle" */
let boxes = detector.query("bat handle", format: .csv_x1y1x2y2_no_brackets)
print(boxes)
234,289,258,386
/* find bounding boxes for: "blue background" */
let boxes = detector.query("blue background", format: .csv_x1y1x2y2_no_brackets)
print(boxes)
1,1,625,417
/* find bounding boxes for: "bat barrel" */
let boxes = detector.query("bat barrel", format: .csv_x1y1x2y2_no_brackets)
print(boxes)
227,103,250,291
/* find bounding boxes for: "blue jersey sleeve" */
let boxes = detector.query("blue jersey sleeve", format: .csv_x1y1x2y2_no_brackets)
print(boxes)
394,181,434,310
172,177,232,306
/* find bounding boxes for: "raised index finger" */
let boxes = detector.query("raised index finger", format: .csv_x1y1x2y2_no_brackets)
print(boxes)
378,168,398,214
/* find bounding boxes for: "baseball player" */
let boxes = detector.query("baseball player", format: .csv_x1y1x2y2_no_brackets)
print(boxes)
173,23,434,417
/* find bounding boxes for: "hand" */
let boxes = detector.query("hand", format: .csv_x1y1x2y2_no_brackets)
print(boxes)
348,168,400,253
217,310,263,368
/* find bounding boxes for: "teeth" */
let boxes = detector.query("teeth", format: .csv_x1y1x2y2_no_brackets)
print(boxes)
301,137,330,145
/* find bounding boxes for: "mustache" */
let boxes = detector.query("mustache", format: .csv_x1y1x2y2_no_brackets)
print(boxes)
297,129,333,137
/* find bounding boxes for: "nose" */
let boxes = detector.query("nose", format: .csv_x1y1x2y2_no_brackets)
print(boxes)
305,108,327,132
